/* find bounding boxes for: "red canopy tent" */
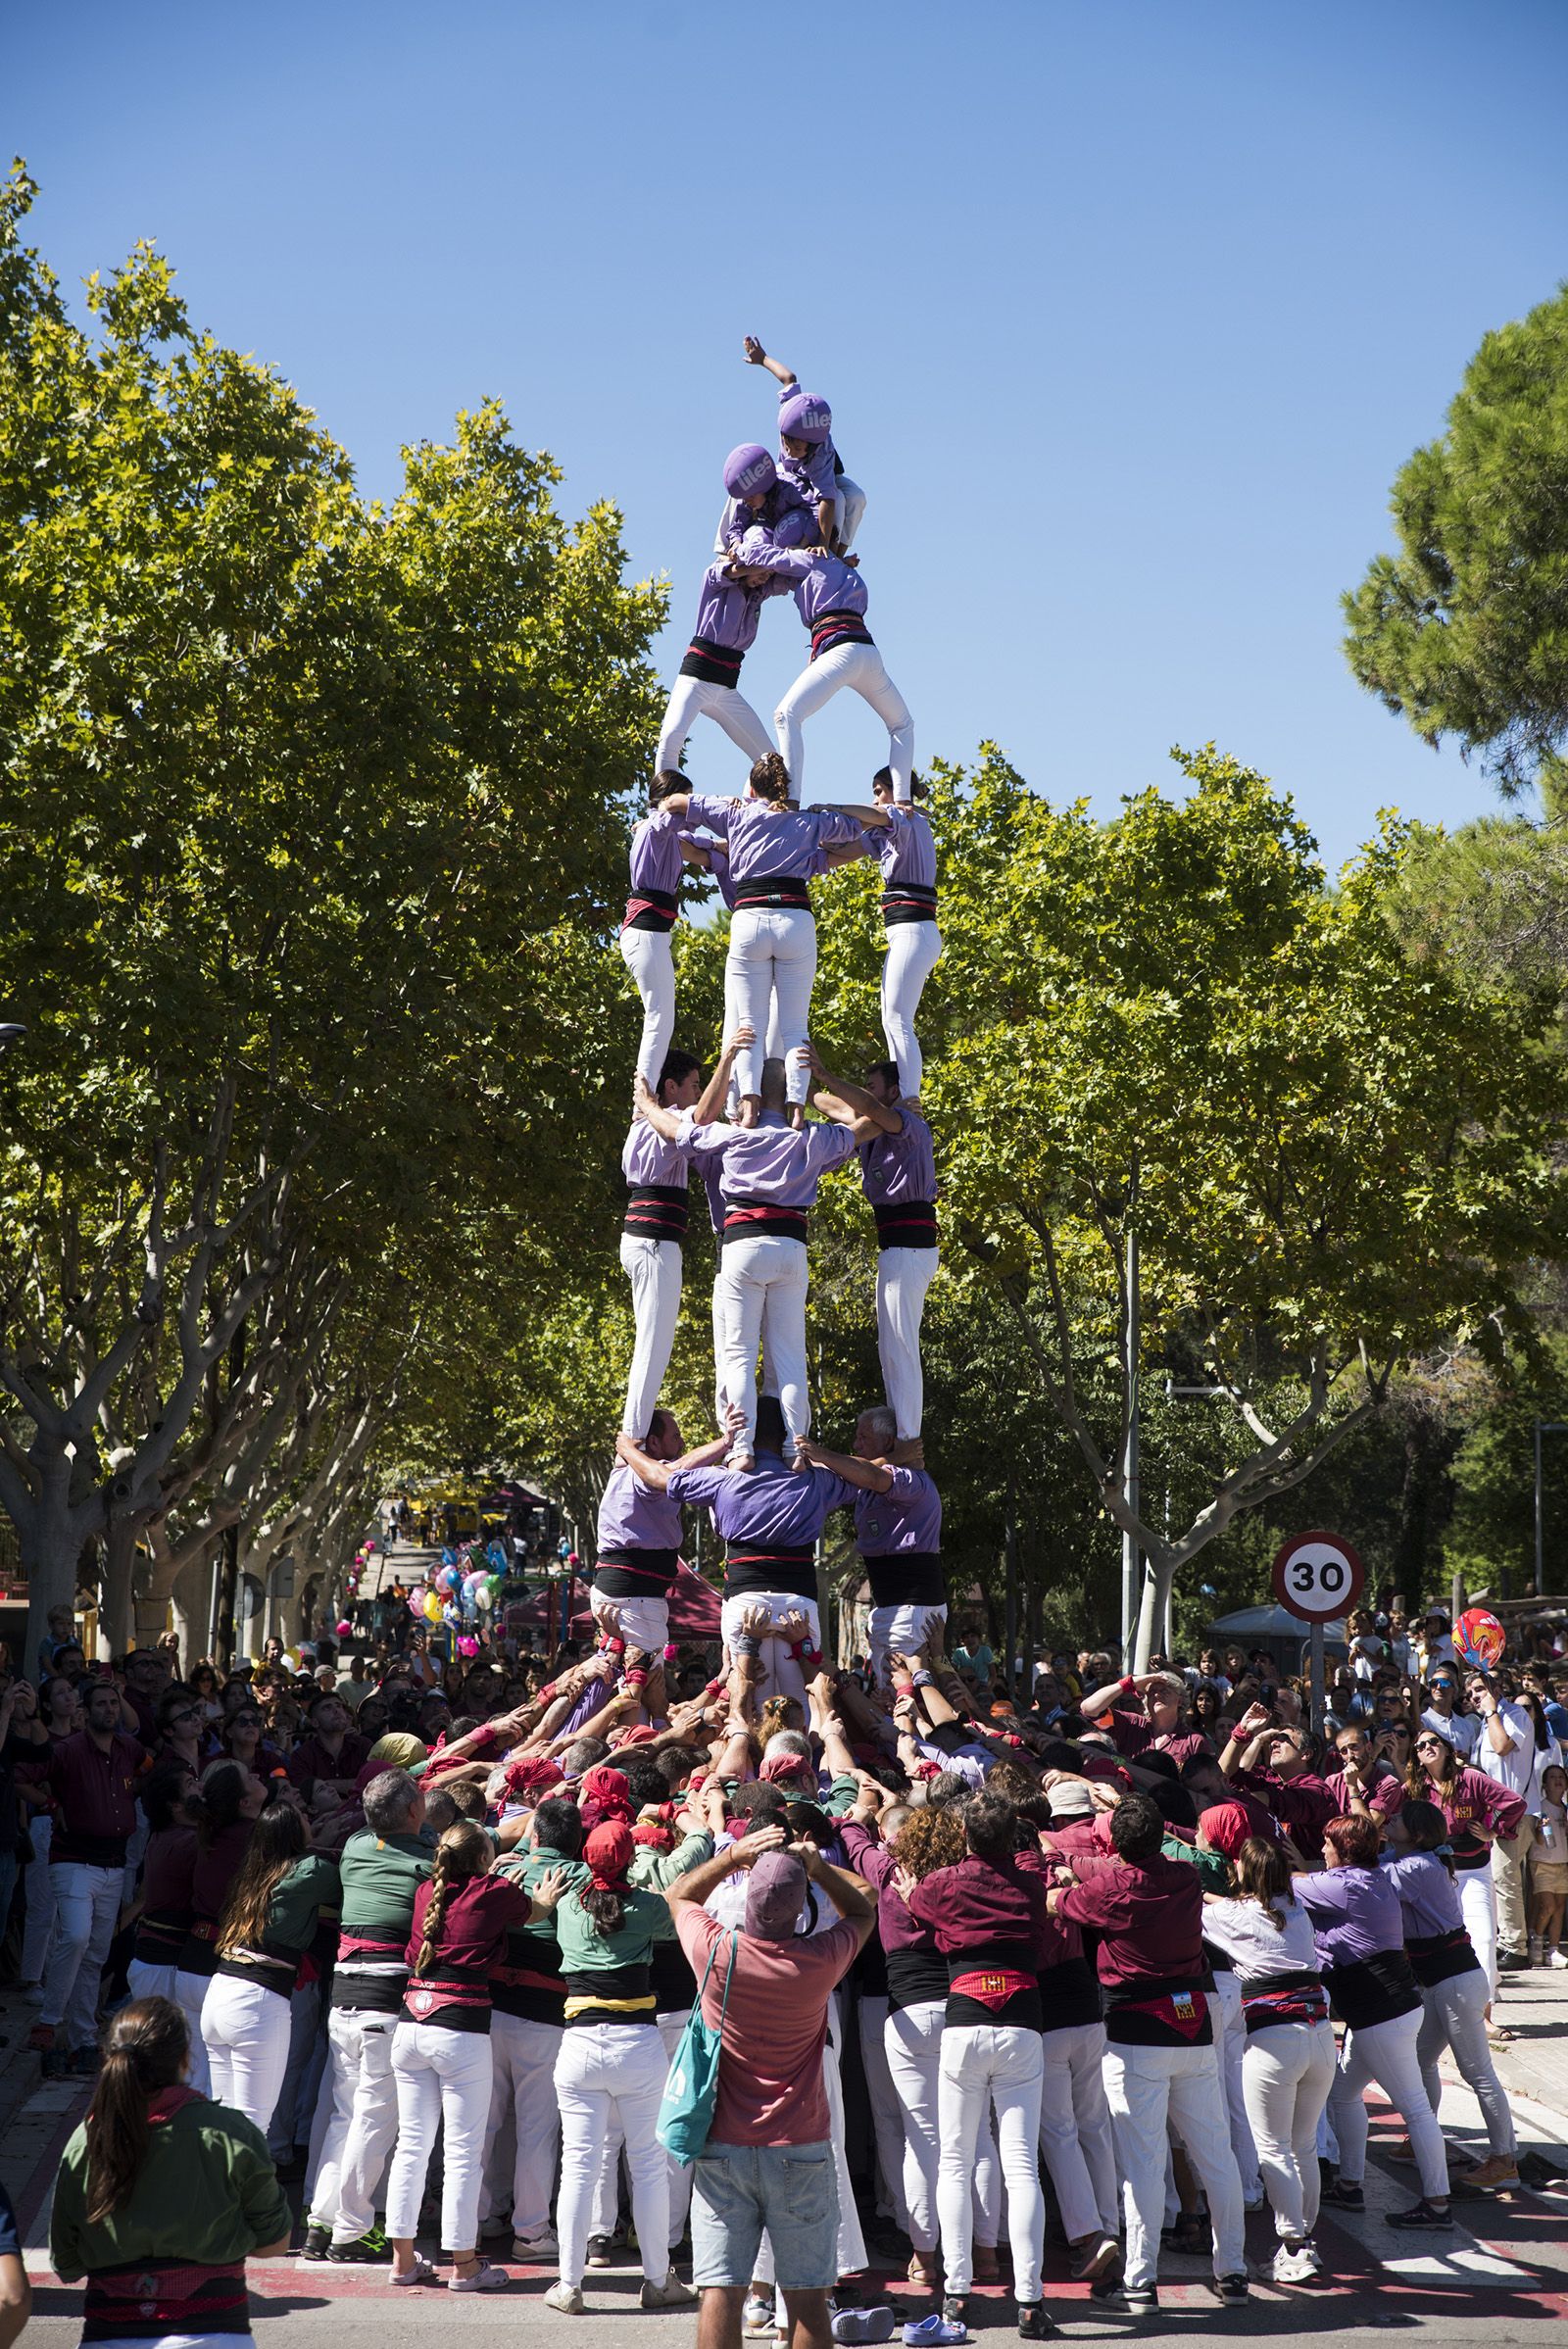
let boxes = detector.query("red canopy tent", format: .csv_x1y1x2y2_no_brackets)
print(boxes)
505,1559,721,1643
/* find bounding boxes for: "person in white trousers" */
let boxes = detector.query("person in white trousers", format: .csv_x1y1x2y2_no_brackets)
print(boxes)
17,1674,81,1996
1199,1836,1337,2283
865,777,942,1100
1409,1726,1524,2001
1051,1791,1250,2310
201,1805,337,2135
740,337,867,554
734,536,914,807
856,1068,939,1442
619,777,691,1093
619,1051,703,1440
35,1677,148,2069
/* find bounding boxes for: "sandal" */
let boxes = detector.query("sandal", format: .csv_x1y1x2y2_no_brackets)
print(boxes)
1486,2024,1517,2044
907,2257,940,2287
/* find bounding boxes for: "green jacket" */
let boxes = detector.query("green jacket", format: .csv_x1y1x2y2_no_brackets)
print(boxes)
338,1826,434,1943
628,1830,713,1943
51,2091,290,2279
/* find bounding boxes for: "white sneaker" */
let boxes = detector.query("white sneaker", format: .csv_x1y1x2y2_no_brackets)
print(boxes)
544,2281,586,2315
744,2296,775,2334
1271,2244,1318,2285
641,2275,699,2310
1550,1948,1568,1970
511,2227,559,2260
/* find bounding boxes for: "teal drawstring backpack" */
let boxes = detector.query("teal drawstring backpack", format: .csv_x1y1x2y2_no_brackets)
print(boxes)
656,1926,738,2163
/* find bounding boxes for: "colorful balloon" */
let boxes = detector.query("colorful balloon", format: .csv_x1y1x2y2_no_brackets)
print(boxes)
422,1590,443,1624
1454,1607,1506,1672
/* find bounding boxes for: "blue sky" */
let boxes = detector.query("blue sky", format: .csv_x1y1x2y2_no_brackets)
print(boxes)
12,0,1567,867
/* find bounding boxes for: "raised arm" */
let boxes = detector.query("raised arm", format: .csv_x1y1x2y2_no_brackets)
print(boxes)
615,1432,675,1493
808,1052,902,1135
794,1437,893,1494
690,1027,755,1127
744,335,796,389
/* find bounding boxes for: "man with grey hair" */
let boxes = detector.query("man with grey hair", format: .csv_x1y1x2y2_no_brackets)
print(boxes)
1076,1666,1215,1770
302,1770,433,2263
797,1405,944,1686
667,1827,875,2349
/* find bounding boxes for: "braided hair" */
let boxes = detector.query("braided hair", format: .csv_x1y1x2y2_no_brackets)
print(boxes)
414,1821,492,1977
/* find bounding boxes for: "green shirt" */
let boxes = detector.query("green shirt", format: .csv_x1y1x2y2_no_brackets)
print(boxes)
338,1826,433,1943
553,1883,666,1975
495,1842,590,1946
266,1852,340,1951
51,2092,290,2279
628,1830,713,1943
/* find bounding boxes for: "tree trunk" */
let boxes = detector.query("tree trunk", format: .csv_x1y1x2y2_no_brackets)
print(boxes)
18,1456,100,1688
99,1518,139,1656
171,1556,215,1676
1133,1546,1179,1674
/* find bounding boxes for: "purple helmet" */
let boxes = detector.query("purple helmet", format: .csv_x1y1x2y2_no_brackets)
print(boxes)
723,443,776,500
779,391,832,446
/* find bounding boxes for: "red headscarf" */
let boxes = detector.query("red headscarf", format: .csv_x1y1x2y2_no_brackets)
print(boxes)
578,1764,633,1831
503,1756,564,1804
760,1752,815,1791
584,1819,635,1888
1199,1801,1254,1862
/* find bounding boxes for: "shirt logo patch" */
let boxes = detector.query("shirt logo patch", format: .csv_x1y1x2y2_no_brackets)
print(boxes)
1170,1992,1199,2024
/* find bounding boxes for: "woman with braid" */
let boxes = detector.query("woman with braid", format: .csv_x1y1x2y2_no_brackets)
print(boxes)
51,1997,291,2349
385,1821,545,2291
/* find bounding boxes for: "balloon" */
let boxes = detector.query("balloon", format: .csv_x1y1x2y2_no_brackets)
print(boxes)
335,1619,352,1637
1454,1607,1506,1673
408,1592,425,1620
422,1590,443,1624
457,1634,480,1658
437,1565,462,1594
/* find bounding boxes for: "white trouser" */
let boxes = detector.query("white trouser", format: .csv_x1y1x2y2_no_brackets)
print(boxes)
1207,1975,1262,2199
589,2008,693,2249
876,1248,938,1441
554,2024,669,2288
1458,1864,1498,1995
656,673,774,777
880,921,942,1100
618,928,676,1092
268,1979,322,2157
1329,2007,1446,2201
937,2024,1044,2302
1038,2019,1119,2241
831,478,867,554
1417,1969,1515,2158
713,1265,777,1430
174,1967,215,2092
126,1959,178,2005
884,2000,1001,2255
714,1234,809,1456
775,643,914,805
308,2007,401,2243
386,2020,494,2251
21,1815,57,1984
202,1976,293,2131
719,1593,821,1712
480,2012,564,2235
618,1233,684,1440
1102,2038,1245,2293
1240,2020,1336,2241
589,1589,671,1655
726,909,816,1104
1494,1819,1535,1955
868,1603,949,1688
858,1995,908,2227
42,1862,122,2047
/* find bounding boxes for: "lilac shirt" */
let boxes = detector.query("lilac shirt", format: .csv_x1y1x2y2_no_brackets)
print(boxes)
596,1460,683,1555
854,1467,942,1558
703,838,831,911
876,807,937,890
716,478,816,558
689,562,785,655
738,532,868,629
859,1108,936,1206
629,807,686,897
1293,1864,1405,1967
777,383,843,507
685,795,866,885
1380,1849,1463,1939
684,1111,857,1209
665,1449,856,1547
623,1120,688,1193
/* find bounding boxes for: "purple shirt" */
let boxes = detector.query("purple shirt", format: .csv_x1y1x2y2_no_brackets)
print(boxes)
717,478,816,558
665,1450,856,1547
689,562,785,655
737,533,868,629
684,1111,857,1209
1380,1849,1463,1939
628,806,686,897
777,383,843,507
596,1460,683,1555
685,795,866,885
695,1149,728,1234
854,1467,942,1558
1293,1864,1405,1967
702,837,831,911
875,807,937,890
859,1108,936,1206
622,1119,689,1193
841,1820,936,1961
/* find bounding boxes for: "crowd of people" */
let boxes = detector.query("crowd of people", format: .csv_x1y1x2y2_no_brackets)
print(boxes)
2,1579,1564,2345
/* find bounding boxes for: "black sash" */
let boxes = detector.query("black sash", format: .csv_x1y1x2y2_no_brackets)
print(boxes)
733,874,811,911
622,1183,689,1242
872,1199,939,1250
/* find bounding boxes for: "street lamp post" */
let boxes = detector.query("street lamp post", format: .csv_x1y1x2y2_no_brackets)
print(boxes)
1535,1420,1566,1597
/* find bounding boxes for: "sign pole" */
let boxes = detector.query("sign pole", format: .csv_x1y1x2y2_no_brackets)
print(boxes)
1310,1620,1325,1737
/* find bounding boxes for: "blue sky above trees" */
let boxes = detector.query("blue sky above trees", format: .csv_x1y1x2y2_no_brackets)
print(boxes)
13,0,1568,863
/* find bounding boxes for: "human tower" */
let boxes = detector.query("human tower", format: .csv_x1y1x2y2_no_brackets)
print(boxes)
593,338,948,1702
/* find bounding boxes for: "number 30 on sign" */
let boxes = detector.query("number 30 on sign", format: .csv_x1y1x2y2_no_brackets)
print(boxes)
1270,1531,1365,1623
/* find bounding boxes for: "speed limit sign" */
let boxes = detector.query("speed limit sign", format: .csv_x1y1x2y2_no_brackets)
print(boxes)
1271,1531,1364,1623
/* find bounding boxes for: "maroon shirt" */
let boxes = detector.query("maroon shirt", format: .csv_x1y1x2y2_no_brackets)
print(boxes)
1325,1762,1404,1821
47,1731,149,1864
142,1824,198,1914
1057,1850,1206,1988
842,1819,949,2011
1105,1704,1213,1772
1235,1766,1338,1861
404,1873,536,1977
287,1731,370,1794
905,1851,1057,1963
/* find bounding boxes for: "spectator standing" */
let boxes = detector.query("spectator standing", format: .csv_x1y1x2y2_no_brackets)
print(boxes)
31,1676,148,2074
